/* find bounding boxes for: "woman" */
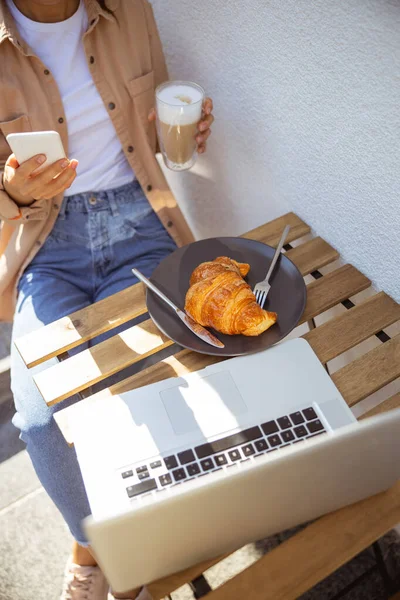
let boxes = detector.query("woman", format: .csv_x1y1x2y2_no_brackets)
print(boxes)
0,0,214,598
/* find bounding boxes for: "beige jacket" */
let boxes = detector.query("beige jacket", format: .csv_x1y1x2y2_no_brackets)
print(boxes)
0,0,194,321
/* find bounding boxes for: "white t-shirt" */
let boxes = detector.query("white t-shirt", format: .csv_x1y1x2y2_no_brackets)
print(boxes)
7,0,134,195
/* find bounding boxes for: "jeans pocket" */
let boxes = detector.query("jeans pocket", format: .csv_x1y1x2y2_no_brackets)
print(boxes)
120,194,156,234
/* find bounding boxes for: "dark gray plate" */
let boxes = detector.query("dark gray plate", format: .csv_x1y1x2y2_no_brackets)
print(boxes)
146,237,307,357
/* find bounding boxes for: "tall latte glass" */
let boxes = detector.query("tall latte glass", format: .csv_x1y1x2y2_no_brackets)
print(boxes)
155,81,205,171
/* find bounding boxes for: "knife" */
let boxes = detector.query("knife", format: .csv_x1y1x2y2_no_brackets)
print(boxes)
132,268,225,349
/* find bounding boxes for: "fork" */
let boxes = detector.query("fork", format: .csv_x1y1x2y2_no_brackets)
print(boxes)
253,225,291,309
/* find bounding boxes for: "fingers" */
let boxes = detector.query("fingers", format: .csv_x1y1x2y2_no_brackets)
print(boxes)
196,128,212,145
12,153,46,177
198,113,214,132
198,142,207,154
148,108,156,122
21,159,78,199
30,157,70,182
203,97,213,115
33,161,78,199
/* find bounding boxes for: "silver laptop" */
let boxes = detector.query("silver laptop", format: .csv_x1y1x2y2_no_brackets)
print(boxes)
68,338,400,593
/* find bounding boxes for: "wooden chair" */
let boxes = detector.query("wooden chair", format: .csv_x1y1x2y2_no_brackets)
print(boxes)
15,212,400,599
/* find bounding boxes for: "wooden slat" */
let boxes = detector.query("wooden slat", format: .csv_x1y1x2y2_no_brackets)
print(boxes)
242,211,310,245
304,292,400,364
34,320,173,406
15,283,147,368
360,393,400,420
198,481,400,600
285,237,338,276
300,264,370,323
17,212,308,369
332,335,400,407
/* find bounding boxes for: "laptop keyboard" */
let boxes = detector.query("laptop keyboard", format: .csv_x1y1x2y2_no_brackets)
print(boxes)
122,406,326,500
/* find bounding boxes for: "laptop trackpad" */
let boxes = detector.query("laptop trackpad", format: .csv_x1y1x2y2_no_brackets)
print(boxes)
160,372,248,437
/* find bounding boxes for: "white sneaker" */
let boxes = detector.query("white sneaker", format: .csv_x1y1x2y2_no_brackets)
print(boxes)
60,558,109,600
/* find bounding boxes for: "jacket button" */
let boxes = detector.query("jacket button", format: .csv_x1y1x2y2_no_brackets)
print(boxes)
167,221,173,228
90,56,95,64
147,185,152,192
108,102,116,110
58,117,64,124
44,69,50,75
127,145,134,153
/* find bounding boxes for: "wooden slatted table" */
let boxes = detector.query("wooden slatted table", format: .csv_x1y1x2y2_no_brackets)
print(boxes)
15,212,400,599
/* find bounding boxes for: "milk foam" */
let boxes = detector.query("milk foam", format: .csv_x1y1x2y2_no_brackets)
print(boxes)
156,83,204,126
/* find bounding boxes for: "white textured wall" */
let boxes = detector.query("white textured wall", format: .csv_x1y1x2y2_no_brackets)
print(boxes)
152,0,400,301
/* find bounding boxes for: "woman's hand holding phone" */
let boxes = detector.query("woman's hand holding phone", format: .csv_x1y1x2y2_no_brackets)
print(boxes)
3,153,78,206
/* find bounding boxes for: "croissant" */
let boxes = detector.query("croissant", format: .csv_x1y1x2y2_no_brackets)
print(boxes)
185,257,277,336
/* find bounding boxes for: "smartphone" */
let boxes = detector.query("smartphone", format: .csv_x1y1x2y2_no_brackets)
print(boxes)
6,130,67,171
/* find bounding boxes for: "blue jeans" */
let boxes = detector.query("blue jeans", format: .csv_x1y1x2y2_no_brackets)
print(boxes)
11,180,177,545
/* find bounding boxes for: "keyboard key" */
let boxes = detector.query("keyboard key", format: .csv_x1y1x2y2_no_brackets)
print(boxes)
261,420,279,435
159,473,172,487
308,432,325,439
215,454,228,466
267,448,277,453
293,439,305,444
195,426,262,459
303,407,318,421
294,425,308,438
138,471,150,481
290,411,305,425
173,468,187,482
242,443,255,457
122,470,133,479
228,449,241,462
267,434,282,447
187,463,201,476
178,449,196,465
282,430,295,443
254,452,265,458
201,458,215,471
136,465,148,474
307,420,324,434
241,458,251,463
277,416,291,430
127,479,157,498
164,456,178,470
150,460,162,469
255,439,268,452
